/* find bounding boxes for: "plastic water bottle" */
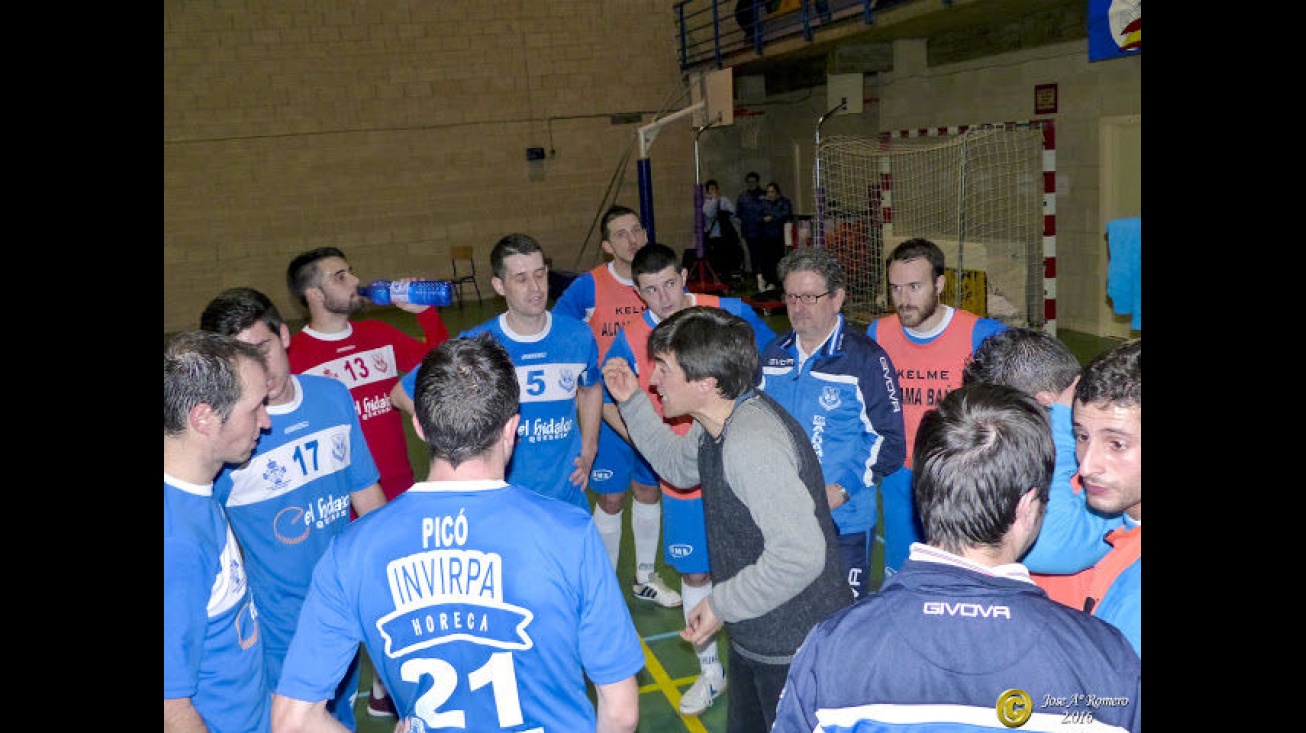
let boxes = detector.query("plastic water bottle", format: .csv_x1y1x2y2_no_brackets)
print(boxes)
358,279,453,307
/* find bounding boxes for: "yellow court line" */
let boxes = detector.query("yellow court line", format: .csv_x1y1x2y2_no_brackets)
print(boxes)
639,637,710,733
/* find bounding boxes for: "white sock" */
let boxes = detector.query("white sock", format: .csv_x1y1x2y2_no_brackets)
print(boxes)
592,506,623,570
632,498,661,584
682,580,723,679
372,677,387,699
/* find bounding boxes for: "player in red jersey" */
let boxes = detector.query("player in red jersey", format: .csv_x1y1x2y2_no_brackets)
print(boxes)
284,246,449,717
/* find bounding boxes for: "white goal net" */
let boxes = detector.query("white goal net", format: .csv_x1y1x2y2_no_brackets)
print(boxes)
815,124,1049,329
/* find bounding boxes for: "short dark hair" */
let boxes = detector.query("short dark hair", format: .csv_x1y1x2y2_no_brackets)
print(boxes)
962,327,1081,397
286,246,347,308
648,306,757,400
164,330,265,437
601,205,640,242
745,171,760,183
913,383,1054,555
200,287,285,338
1075,338,1140,411
631,242,681,281
888,238,946,279
489,233,546,280
414,333,521,468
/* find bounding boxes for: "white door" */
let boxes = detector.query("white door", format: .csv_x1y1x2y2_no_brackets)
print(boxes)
1098,115,1142,337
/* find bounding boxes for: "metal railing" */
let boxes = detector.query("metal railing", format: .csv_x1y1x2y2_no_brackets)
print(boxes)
674,0,913,71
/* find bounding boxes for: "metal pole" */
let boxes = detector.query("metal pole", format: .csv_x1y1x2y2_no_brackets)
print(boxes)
694,125,709,256
814,97,847,248
638,159,656,245
635,100,709,246
954,132,968,310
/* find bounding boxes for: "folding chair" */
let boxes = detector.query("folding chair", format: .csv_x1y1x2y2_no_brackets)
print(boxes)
449,244,482,307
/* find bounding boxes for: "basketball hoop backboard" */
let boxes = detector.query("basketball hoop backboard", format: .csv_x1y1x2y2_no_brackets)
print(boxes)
691,68,733,128
827,73,863,115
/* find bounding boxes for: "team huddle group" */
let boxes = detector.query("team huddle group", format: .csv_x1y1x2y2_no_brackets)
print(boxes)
164,203,1142,733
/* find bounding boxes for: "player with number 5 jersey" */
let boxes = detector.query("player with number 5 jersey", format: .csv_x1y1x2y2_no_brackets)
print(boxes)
396,234,603,512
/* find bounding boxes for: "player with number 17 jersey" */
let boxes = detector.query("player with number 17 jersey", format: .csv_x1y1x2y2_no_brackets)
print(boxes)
212,373,379,727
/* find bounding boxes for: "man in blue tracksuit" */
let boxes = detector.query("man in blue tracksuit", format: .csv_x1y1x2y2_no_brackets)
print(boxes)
772,383,1141,733
759,247,905,598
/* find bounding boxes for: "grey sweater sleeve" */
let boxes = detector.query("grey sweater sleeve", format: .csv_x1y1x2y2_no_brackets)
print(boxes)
710,402,829,624
615,389,702,489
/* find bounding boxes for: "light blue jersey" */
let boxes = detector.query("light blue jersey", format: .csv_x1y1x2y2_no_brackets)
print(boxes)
164,477,270,733
1021,402,1124,573
213,374,379,727
1093,533,1142,657
276,480,646,730
403,312,600,510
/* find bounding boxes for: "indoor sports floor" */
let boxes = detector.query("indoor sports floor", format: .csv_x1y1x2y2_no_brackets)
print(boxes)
171,283,1118,732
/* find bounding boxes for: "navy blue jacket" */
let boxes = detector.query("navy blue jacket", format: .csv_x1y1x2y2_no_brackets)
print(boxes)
759,316,906,535
773,559,1142,732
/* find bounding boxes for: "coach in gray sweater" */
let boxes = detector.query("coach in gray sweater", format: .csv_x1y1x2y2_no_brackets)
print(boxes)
602,305,851,731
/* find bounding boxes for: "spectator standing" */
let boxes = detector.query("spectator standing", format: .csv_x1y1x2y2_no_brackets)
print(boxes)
735,171,766,277
734,0,761,41
284,245,449,716
759,247,906,599
772,383,1141,732
866,238,1007,576
603,306,852,732
604,243,776,716
164,331,272,732
271,333,644,732
702,178,743,280
200,287,388,730
754,181,793,291
554,205,682,608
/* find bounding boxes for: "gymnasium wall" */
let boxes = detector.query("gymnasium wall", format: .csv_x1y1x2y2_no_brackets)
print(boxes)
165,2,1141,339
164,1,696,334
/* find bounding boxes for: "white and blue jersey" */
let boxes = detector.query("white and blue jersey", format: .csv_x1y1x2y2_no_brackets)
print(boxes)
164,476,270,733
403,312,600,510
276,480,646,731
212,374,378,725
759,315,906,536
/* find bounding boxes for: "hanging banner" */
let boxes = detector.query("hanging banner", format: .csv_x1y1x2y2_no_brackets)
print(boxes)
1088,0,1141,62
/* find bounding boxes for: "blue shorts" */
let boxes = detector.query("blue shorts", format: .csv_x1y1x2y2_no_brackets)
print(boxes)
589,421,657,494
662,490,710,575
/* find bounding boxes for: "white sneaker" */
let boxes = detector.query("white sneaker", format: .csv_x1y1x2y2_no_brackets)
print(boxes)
679,673,727,716
631,574,682,607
